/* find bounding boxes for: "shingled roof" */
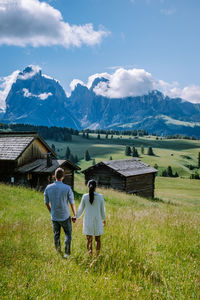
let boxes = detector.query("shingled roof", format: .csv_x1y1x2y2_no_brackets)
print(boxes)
18,159,80,174
82,158,157,177
0,132,55,160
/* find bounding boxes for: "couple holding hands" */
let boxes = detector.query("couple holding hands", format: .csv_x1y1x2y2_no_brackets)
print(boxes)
44,168,106,258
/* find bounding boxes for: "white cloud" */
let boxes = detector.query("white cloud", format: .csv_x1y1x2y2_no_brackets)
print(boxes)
180,86,200,103
92,68,154,98
87,73,110,89
69,67,200,103
70,79,86,91
18,65,42,80
2,66,200,110
0,0,109,48
169,86,200,104
156,80,200,103
0,70,20,112
23,88,52,100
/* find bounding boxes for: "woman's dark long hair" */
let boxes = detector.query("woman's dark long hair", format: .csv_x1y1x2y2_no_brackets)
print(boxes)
88,179,97,204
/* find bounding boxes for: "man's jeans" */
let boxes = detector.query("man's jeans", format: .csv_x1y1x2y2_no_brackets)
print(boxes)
52,217,72,255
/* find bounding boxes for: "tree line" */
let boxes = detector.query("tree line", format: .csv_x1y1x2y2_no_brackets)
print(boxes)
0,123,79,141
81,129,148,137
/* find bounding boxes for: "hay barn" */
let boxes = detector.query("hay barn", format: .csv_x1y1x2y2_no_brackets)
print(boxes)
82,159,157,198
0,132,80,190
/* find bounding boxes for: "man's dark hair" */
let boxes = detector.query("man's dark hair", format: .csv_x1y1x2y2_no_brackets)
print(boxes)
55,168,65,180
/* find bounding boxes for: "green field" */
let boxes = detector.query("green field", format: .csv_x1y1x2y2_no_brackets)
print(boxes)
1,135,200,299
0,176,200,299
47,134,200,177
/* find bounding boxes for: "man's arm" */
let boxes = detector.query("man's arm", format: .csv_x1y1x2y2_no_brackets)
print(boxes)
46,203,51,213
68,187,76,222
71,203,76,218
44,188,51,213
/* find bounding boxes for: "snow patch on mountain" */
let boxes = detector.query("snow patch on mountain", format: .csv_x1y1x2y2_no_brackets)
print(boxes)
0,70,20,112
23,88,52,100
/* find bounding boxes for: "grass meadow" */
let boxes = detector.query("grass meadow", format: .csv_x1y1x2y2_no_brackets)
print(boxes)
47,134,200,177
1,175,200,299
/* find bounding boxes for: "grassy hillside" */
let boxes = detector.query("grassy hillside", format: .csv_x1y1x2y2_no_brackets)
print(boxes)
1,177,200,299
47,135,200,177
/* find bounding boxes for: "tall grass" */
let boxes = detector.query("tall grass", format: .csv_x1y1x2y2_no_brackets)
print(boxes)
0,178,200,299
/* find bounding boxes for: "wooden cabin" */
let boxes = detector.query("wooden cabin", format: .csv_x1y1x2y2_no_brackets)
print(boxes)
82,159,157,198
0,132,80,190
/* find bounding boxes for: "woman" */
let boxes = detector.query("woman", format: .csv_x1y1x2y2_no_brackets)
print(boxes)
76,179,106,255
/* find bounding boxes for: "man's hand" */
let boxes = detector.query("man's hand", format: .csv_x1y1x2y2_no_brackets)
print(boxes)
103,220,106,226
72,216,76,223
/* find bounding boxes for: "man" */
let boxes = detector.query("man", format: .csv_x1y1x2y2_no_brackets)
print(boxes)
44,168,76,258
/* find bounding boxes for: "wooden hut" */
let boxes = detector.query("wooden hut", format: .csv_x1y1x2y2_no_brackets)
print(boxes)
0,132,80,190
82,158,157,198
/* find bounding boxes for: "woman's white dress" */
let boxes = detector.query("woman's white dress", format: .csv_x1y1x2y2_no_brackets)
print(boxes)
76,192,106,236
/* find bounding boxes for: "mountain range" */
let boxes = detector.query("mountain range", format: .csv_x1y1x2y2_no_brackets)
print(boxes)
0,66,200,137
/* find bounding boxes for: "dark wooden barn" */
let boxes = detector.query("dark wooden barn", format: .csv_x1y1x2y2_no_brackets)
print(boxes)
0,132,80,190
82,158,157,198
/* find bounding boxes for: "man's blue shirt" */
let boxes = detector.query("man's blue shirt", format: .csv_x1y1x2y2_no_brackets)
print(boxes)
44,181,75,221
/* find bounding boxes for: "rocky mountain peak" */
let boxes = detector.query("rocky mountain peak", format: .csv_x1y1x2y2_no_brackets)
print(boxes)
0,66,200,136
90,77,109,90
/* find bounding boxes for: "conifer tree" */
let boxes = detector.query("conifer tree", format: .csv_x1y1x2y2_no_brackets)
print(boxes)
125,145,131,156
162,170,167,177
85,150,91,161
66,147,70,159
141,145,144,154
147,146,154,156
132,147,139,157
167,166,173,177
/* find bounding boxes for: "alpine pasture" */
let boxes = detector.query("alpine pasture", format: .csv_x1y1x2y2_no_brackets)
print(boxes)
1,134,200,299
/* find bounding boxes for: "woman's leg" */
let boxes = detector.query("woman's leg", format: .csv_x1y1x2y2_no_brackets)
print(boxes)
95,236,101,255
86,235,93,255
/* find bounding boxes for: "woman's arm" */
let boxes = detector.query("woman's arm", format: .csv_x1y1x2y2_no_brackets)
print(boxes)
76,195,85,218
100,195,106,221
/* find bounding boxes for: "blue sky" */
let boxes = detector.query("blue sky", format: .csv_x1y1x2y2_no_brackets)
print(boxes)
0,0,200,103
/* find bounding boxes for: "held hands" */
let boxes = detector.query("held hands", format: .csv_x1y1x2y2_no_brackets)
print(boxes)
72,216,76,223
